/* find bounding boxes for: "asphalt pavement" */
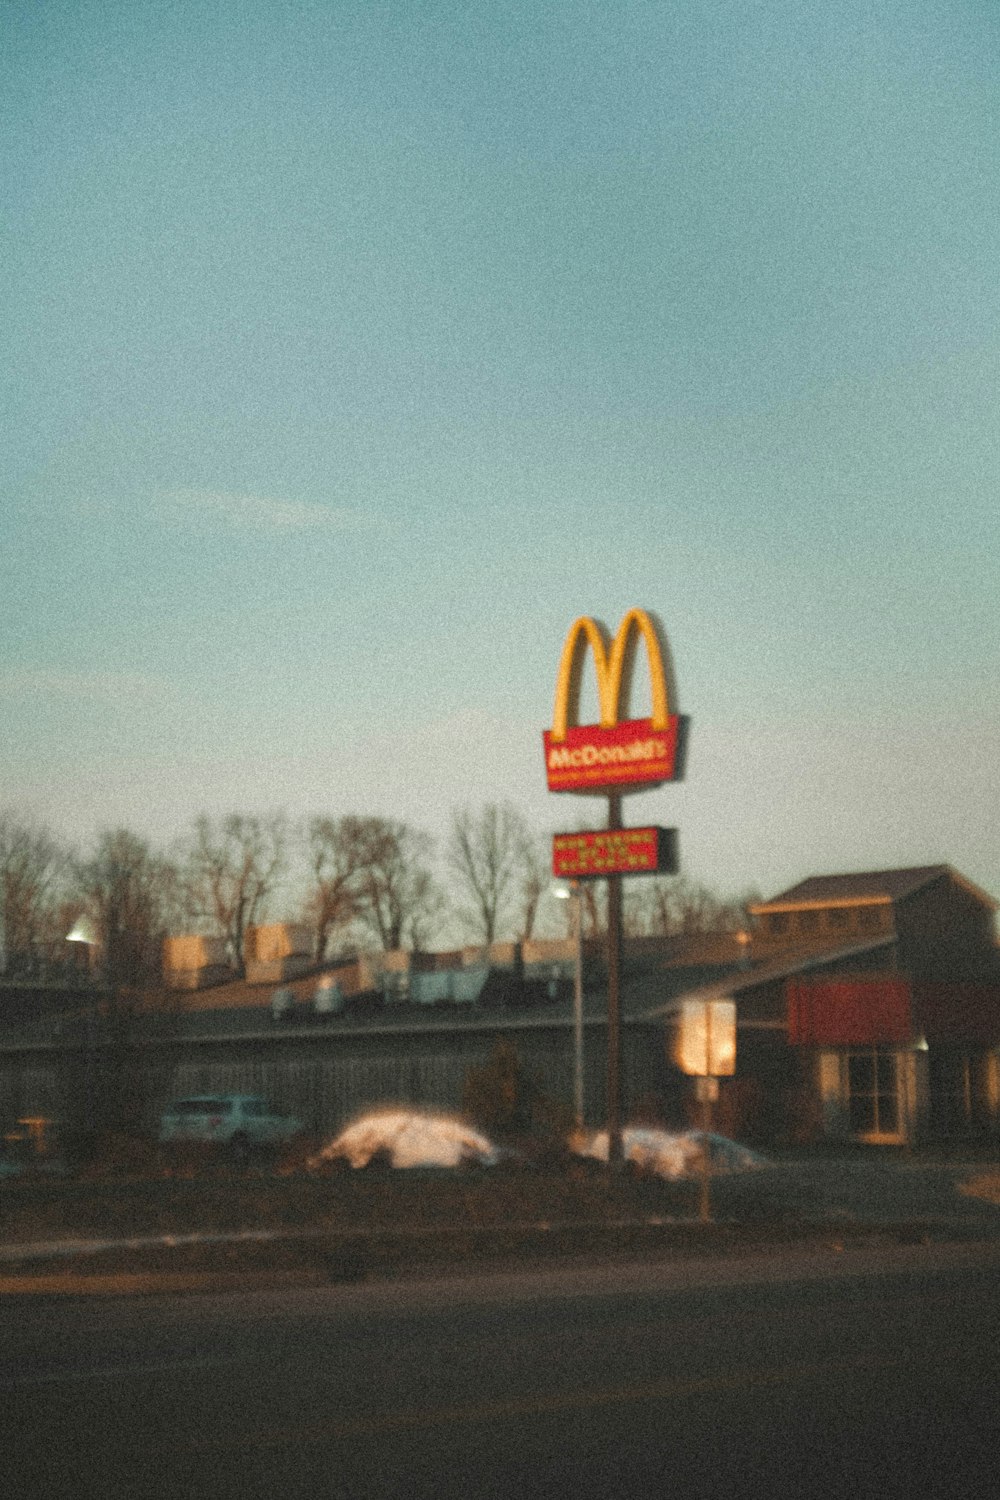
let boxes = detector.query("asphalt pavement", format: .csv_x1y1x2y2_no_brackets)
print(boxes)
6,1238,1000,1499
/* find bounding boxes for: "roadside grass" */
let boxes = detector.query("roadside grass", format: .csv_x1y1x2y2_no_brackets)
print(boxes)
7,1143,995,1286
0,1153,850,1286
0,1125,874,1256
11,1131,995,1281
0,1120,802,1247
1,1156,708,1247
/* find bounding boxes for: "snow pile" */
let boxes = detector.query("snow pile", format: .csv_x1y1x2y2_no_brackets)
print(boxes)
704,1133,768,1172
577,1128,767,1180
310,1109,501,1170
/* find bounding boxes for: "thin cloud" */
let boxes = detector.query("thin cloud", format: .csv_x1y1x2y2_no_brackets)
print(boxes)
164,489,384,534
0,668,165,703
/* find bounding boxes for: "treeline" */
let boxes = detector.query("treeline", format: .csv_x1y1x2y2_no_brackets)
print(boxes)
0,805,758,988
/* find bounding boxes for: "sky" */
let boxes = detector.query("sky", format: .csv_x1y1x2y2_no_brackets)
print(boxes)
3,0,999,921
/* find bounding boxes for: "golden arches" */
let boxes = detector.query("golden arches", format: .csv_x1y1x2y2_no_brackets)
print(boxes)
551,607,671,742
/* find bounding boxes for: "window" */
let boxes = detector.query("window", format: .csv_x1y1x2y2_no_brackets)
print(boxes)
847,1049,899,1137
768,913,789,936
827,907,850,930
858,906,881,931
798,910,819,934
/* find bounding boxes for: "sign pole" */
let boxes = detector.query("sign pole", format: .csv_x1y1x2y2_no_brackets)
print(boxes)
698,1085,712,1223
572,881,585,1131
699,1005,713,1223
672,1000,734,1223
606,790,623,1168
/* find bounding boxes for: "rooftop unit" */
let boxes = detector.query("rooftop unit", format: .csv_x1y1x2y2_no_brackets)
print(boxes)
244,923,313,985
162,935,232,991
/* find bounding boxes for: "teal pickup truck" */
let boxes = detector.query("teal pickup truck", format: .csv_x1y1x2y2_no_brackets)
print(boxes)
158,1093,303,1162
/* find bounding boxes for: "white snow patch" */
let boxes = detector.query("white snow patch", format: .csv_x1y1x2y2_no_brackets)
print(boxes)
578,1129,767,1180
310,1110,501,1170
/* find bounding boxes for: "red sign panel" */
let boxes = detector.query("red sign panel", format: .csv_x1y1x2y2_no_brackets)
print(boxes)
543,716,684,794
787,978,912,1046
553,827,678,880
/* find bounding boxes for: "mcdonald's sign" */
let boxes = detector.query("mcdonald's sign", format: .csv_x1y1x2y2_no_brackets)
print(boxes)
543,608,687,793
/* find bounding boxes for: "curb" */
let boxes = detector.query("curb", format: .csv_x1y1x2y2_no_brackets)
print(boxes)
0,1267,329,1297
3,1216,995,1296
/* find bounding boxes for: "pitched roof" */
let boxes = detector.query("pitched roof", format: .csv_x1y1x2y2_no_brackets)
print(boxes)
752,865,964,911
639,934,899,1020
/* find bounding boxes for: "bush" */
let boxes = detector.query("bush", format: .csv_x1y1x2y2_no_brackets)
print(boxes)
463,1040,534,1136
462,1040,574,1154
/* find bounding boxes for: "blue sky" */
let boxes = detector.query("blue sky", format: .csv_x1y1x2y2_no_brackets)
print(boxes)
3,0,999,909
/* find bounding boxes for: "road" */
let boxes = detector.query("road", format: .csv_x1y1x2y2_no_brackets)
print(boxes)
5,1241,1000,1500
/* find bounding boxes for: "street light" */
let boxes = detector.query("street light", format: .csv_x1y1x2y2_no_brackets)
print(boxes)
66,915,100,976
552,881,585,1131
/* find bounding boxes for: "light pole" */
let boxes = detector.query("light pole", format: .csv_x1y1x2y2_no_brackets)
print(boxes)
66,915,101,1135
553,881,585,1131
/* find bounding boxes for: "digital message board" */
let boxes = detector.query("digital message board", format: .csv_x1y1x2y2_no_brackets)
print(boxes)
552,826,679,880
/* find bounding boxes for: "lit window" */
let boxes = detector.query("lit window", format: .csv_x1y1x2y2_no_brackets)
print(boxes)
847,1049,899,1136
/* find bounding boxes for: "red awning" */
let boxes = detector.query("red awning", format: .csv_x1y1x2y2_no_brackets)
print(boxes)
787,977,912,1046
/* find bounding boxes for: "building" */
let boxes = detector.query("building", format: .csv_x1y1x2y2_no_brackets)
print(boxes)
3,865,999,1149
647,865,1000,1145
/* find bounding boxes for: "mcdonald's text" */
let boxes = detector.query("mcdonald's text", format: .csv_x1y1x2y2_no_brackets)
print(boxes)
543,715,682,793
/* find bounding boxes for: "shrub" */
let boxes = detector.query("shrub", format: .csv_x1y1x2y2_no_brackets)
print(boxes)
462,1040,573,1154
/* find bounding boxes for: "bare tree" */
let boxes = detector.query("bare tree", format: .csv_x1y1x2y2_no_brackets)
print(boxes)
0,812,67,976
350,818,442,952
61,829,182,1138
580,880,606,941
183,813,287,971
516,830,550,942
448,803,536,946
302,815,367,961
627,876,759,938
72,828,177,990
402,865,447,954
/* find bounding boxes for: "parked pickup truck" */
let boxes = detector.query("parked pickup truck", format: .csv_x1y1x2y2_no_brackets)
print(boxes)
158,1094,303,1159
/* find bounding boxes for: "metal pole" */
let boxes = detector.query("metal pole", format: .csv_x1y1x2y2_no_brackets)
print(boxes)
698,1087,712,1224
606,791,623,1168
698,1005,713,1223
572,881,584,1131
